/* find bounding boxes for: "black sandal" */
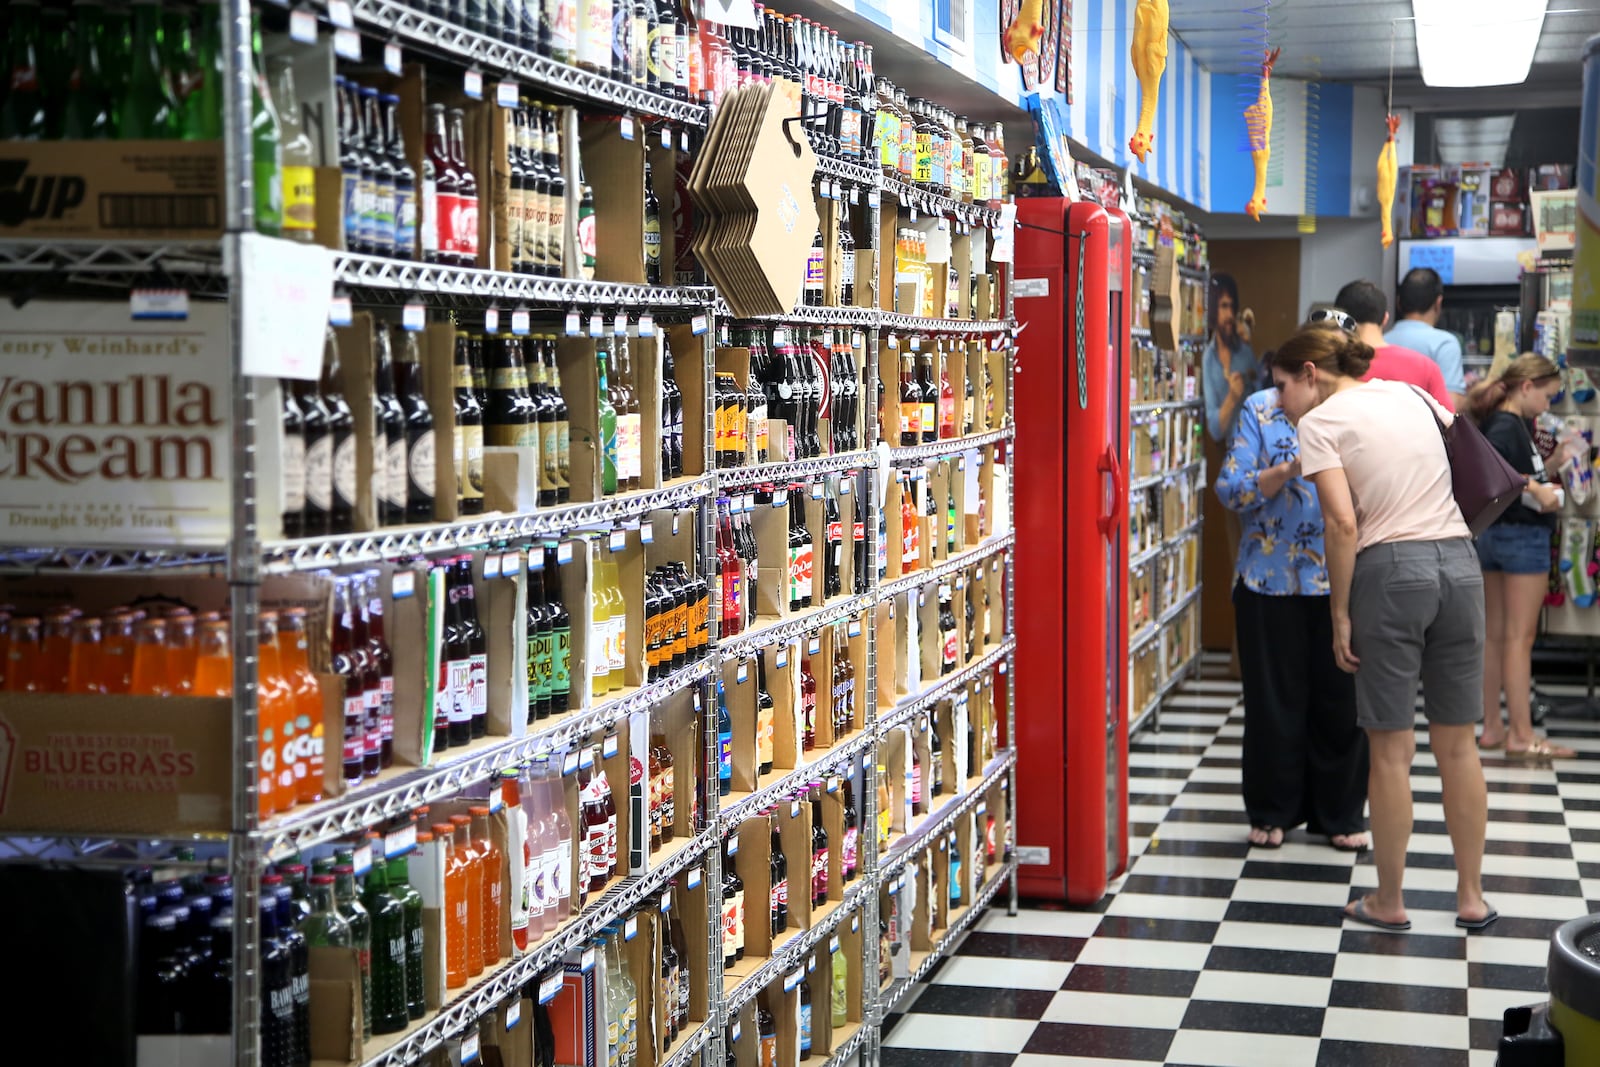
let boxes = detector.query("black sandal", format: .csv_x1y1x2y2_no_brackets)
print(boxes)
1249,826,1283,849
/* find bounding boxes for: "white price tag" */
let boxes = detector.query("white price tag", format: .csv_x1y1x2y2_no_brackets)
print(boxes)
562,751,580,775
384,41,402,75
328,0,354,27
392,570,416,598
783,968,803,993
506,999,522,1028
608,529,626,551
848,620,861,638
384,822,417,858
727,836,739,857
464,70,484,99
620,115,635,140
539,971,564,1003
581,947,596,972
402,302,426,331
603,733,620,758
687,867,702,890
353,844,373,877
557,542,574,563
661,126,673,149
850,186,860,205
496,81,520,108
589,312,605,337
484,307,500,333
679,129,689,151
327,294,352,326
288,8,317,43
565,310,581,336
501,552,523,575
830,935,841,953
776,647,788,669
736,661,748,684
638,314,654,336
613,312,628,335
691,314,709,335
790,799,800,818
239,232,335,380
640,521,654,545
808,636,820,655
130,288,190,321
483,554,502,578
625,915,638,940
333,29,361,60
461,1031,480,1064
868,190,881,209
512,309,531,335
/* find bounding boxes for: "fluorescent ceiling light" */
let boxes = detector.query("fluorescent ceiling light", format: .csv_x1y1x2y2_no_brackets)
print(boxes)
1434,115,1516,166
1412,0,1548,88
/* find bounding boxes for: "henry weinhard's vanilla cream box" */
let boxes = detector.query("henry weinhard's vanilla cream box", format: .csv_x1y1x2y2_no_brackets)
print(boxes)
0,300,232,546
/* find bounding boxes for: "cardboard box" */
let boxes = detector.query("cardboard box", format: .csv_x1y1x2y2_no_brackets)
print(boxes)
0,140,225,240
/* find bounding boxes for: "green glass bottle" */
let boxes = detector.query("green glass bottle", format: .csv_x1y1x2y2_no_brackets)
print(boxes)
183,0,222,138
159,6,193,114
596,346,618,496
97,0,130,107
118,0,177,138
361,857,411,1036
61,0,111,140
387,849,427,1021
0,0,46,140
250,17,283,235
332,862,374,1041
38,1,72,137
304,873,353,949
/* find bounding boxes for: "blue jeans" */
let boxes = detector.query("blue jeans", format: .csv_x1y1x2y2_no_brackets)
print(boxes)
1475,523,1553,575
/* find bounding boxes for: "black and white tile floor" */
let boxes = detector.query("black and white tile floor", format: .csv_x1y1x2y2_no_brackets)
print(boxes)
880,654,1600,1066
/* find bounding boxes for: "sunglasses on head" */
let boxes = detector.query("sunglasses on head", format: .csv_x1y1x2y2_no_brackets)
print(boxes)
1307,307,1358,335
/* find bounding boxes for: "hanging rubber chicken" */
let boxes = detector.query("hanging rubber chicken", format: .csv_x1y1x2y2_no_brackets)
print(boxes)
1377,113,1402,247
1129,0,1169,163
1005,0,1047,66
1244,47,1282,221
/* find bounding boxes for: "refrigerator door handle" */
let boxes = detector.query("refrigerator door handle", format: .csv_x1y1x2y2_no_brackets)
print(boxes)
1096,448,1124,540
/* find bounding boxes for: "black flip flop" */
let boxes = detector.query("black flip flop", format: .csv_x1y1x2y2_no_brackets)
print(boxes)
1249,826,1283,849
1344,897,1411,932
1456,907,1499,930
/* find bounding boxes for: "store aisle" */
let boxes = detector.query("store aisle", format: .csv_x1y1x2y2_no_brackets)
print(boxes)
880,655,1600,1066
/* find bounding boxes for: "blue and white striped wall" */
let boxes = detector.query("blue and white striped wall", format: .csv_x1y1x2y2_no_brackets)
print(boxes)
820,0,1385,219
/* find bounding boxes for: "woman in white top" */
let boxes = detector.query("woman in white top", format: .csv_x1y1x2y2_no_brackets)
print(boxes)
1269,323,1495,932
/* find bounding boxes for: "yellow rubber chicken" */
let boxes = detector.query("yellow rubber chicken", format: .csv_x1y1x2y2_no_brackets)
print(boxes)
1245,48,1281,221
1129,0,1170,163
1006,0,1046,66
1377,114,1402,247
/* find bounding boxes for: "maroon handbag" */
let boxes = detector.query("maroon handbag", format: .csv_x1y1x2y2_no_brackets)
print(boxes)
1411,387,1526,536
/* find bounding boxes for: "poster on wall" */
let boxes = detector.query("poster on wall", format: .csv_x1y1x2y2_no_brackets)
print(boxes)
0,300,231,547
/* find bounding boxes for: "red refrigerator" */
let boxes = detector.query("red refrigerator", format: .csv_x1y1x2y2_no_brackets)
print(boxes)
1012,198,1132,904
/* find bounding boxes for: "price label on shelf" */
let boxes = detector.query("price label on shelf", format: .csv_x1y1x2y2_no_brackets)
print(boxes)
830,935,841,954
620,115,635,140
850,186,860,205
288,8,317,43
496,81,520,108
790,799,800,819
680,129,689,151
327,294,353,326
482,554,502,578
660,125,673,149
691,314,709,335
661,889,672,912
328,0,354,26
736,660,748,684
506,999,522,1029
402,302,426,331
624,915,638,940
638,314,654,336
565,309,582,336
603,733,620,758
783,968,803,993
392,570,415,598
501,551,522,575
384,41,402,75
640,521,654,544
580,947,596,973
687,867,702,890
776,647,788,669
868,190,881,209
727,836,738,856
562,750,580,775
539,971,564,1003
483,307,500,333
808,636,821,655
557,541,574,564
464,69,484,100
333,29,361,60
848,620,861,638
608,529,626,551
384,822,417,858
613,312,628,335
461,1031,480,1065
589,312,605,337
512,308,531,335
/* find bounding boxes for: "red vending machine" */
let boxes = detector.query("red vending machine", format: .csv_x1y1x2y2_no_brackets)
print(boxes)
1012,198,1132,904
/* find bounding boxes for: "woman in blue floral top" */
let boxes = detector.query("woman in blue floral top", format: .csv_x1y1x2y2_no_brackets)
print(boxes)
1216,387,1369,850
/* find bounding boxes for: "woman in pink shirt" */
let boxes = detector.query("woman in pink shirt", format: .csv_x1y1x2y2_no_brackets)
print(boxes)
1269,323,1495,933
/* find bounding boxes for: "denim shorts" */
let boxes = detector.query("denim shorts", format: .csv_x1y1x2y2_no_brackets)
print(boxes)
1476,522,1554,575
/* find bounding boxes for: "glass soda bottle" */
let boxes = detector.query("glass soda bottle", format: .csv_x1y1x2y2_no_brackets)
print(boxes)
386,847,427,1020
129,616,170,697
363,857,410,1035
256,612,297,818
330,579,366,788
331,862,373,1039
451,815,485,976
192,617,232,698
470,805,505,968
438,822,469,988
279,609,324,804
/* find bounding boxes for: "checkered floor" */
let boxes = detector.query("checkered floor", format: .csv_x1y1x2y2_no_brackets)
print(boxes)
880,654,1600,1066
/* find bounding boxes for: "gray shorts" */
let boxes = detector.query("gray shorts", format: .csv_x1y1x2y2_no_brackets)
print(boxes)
1349,538,1484,732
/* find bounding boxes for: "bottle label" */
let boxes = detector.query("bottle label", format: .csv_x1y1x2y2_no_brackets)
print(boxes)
342,694,365,763
281,432,306,515
577,207,597,270
539,423,561,493
950,859,962,901
840,248,855,287
580,0,612,67
812,848,828,898
547,0,577,54
718,730,732,779
332,433,358,509
462,424,484,501
643,217,662,270
283,165,317,234
396,184,417,254
915,132,933,184
840,109,861,157
587,819,608,883
618,412,641,482
445,657,472,724
921,402,935,434
343,168,362,247
760,1035,776,1067
457,193,480,259
722,898,739,948
421,178,440,254
380,673,396,740
770,879,784,917
943,631,958,669
409,428,436,503
732,888,745,950
788,546,804,605
467,652,488,725
374,179,397,249
631,15,649,84
660,768,674,828
800,1004,812,1053
842,827,858,872
879,112,900,168
505,186,525,268
357,175,378,248
385,436,407,509
805,246,825,287
553,627,572,695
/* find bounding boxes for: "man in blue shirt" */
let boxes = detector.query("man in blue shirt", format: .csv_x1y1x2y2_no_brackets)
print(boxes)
1203,273,1258,444
1385,267,1466,407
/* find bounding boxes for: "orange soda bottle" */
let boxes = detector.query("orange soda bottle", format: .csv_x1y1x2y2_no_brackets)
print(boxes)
438,822,469,989
451,814,485,977
67,616,105,694
469,805,504,967
279,609,324,805
258,612,297,818
5,616,42,692
41,609,76,692
165,611,198,695
192,618,233,698
129,617,172,696
100,611,137,694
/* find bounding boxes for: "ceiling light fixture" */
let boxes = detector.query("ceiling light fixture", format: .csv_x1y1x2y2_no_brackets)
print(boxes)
1412,0,1548,88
